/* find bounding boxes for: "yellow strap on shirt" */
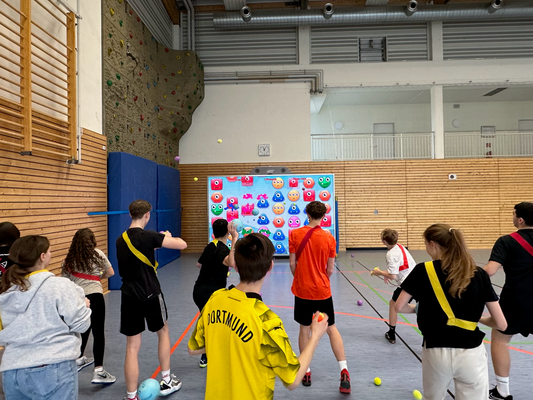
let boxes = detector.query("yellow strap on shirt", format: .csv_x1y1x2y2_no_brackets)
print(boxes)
122,231,158,274
424,261,477,331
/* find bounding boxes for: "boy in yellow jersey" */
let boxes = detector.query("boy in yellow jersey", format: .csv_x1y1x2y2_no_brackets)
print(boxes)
188,233,329,400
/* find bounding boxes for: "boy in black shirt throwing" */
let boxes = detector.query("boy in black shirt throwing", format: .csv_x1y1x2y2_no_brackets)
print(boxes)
116,200,187,400
193,218,238,367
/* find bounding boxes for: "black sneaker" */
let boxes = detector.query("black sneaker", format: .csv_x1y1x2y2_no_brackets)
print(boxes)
199,354,207,368
160,374,182,396
489,387,513,399
302,371,311,387
385,331,396,344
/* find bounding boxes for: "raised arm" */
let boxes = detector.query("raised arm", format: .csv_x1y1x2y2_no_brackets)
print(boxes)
162,233,187,250
222,221,238,268
483,261,502,277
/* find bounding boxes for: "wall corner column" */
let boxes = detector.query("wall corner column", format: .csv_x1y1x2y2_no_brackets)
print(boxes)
298,26,310,65
429,21,443,61
431,85,445,159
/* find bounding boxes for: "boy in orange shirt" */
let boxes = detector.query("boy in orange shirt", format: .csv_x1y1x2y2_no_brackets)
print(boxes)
289,201,350,394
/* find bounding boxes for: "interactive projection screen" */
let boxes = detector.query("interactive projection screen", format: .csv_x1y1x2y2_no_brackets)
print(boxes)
207,174,336,255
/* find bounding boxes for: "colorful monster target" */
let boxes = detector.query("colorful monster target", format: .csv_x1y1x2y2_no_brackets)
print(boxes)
207,175,335,255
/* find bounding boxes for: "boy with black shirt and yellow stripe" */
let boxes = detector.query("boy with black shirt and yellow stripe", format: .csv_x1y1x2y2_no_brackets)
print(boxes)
188,233,329,400
116,200,188,400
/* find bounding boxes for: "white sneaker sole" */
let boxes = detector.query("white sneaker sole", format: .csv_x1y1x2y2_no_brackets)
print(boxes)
160,381,183,396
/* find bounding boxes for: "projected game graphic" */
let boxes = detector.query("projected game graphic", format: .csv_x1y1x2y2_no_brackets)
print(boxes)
207,174,335,255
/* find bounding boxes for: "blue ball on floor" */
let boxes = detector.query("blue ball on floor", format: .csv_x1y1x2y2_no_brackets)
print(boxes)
138,378,160,400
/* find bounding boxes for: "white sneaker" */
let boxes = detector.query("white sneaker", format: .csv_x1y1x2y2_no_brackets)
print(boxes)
76,356,94,372
92,368,116,384
159,374,182,396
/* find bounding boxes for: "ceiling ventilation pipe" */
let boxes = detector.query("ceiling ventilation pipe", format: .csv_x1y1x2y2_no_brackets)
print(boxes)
488,0,503,13
405,1,418,17
183,0,195,50
323,3,334,19
213,1,533,29
240,6,252,22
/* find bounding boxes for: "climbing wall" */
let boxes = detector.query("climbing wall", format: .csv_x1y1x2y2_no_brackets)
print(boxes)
103,0,204,167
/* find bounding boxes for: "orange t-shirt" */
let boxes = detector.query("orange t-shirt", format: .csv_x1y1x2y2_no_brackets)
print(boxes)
289,226,336,300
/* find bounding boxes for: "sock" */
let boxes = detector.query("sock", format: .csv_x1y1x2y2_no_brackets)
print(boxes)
339,360,348,372
127,391,137,399
389,325,396,332
496,375,510,397
306,367,311,373
162,369,171,384
94,366,103,373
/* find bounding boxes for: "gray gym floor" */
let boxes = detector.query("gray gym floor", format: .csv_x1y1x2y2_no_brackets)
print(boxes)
0,249,531,399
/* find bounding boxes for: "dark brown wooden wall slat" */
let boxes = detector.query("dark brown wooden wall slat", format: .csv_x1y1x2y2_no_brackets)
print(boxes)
179,159,532,252
0,100,109,290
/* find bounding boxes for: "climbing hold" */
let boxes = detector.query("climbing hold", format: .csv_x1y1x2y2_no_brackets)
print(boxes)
164,78,168,82
116,74,121,80
173,122,176,126
178,70,182,74
115,135,119,141
171,73,175,76
190,64,193,68
158,115,162,120
176,55,180,60
169,111,173,114
113,114,116,118
194,91,197,95
106,80,113,86
120,61,124,65
153,81,157,86
124,94,127,99
172,91,176,95
119,20,123,26
193,73,196,77
165,48,169,53
129,33,133,38
147,122,151,127
160,107,164,110
110,8,115,16
108,48,112,55
186,52,190,56
115,102,119,106
108,33,112,38
129,10,133,15
163,94,167,98
152,134,156,139
134,96,138,101
129,127,133,133
162,64,166,69
137,17,140,22
140,115,145,121
188,105,192,109
139,40,143,45
147,83,150,89
151,36,155,41
145,65,149,70
133,140,136,145
176,85,180,89
139,71,142,76
109,139,113,145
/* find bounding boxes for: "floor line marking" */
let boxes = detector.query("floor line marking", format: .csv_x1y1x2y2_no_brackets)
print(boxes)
151,312,200,379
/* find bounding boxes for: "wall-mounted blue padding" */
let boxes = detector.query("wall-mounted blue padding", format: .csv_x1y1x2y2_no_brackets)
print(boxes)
107,152,181,290
156,163,181,268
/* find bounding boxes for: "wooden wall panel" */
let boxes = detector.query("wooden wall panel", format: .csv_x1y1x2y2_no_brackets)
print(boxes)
0,117,108,289
180,158,533,253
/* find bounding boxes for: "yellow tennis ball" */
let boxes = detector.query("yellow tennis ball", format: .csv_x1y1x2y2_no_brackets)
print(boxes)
374,267,379,270
217,139,222,143
413,389,422,399
193,177,198,181
374,377,381,386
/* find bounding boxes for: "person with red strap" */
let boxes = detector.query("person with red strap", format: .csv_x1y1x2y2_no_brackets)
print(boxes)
372,229,417,344
484,202,533,400
62,228,116,384
289,201,351,394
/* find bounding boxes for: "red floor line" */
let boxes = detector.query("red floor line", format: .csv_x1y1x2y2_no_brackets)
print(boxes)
151,312,200,379
483,339,533,356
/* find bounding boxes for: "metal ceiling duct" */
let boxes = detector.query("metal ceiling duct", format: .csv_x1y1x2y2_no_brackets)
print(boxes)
323,3,334,20
240,6,252,22
213,1,533,29
224,0,247,11
406,1,418,17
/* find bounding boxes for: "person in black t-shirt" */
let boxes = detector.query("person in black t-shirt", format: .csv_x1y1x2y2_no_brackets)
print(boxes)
192,218,238,367
0,222,20,278
484,202,533,400
116,200,187,400
396,224,506,400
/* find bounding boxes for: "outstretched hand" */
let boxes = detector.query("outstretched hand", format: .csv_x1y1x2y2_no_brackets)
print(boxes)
228,221,239,240
310,311,329,339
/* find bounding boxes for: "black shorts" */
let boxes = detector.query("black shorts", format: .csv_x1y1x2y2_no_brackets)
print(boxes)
499,297,533,337
294,296,335,326
193,284,223,311
120,292,168,336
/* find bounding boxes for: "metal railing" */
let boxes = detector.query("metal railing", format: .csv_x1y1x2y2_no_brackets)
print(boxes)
445,131,533,158
311,132,433,161
311,131,533,161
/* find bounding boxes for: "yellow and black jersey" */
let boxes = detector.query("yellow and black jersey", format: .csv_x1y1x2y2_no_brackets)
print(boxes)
189,287,300,400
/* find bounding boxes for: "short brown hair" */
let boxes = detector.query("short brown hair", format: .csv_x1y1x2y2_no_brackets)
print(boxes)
129,199,152,220
234,233,274,283
305,201,326,220
381,229,398,246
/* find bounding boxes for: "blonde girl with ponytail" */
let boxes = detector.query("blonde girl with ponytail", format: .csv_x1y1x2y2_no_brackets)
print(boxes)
395,224,507,400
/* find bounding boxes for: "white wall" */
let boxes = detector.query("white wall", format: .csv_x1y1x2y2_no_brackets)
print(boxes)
444,101,533,132
179,83,311,164
312,103,432,135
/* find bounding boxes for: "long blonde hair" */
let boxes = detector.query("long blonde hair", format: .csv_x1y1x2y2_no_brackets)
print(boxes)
423,224,476,298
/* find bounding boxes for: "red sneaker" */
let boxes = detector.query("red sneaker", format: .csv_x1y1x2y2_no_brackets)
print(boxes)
302,371,312,387
340,368,351,394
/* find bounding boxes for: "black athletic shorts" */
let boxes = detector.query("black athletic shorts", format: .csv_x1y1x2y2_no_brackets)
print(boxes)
120,292,168,336
193,284,222,312
294,296,335,326
499,297,533,337
392,287,414,303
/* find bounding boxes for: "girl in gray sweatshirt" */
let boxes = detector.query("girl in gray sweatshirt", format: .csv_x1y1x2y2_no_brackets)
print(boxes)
0,235,92,400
